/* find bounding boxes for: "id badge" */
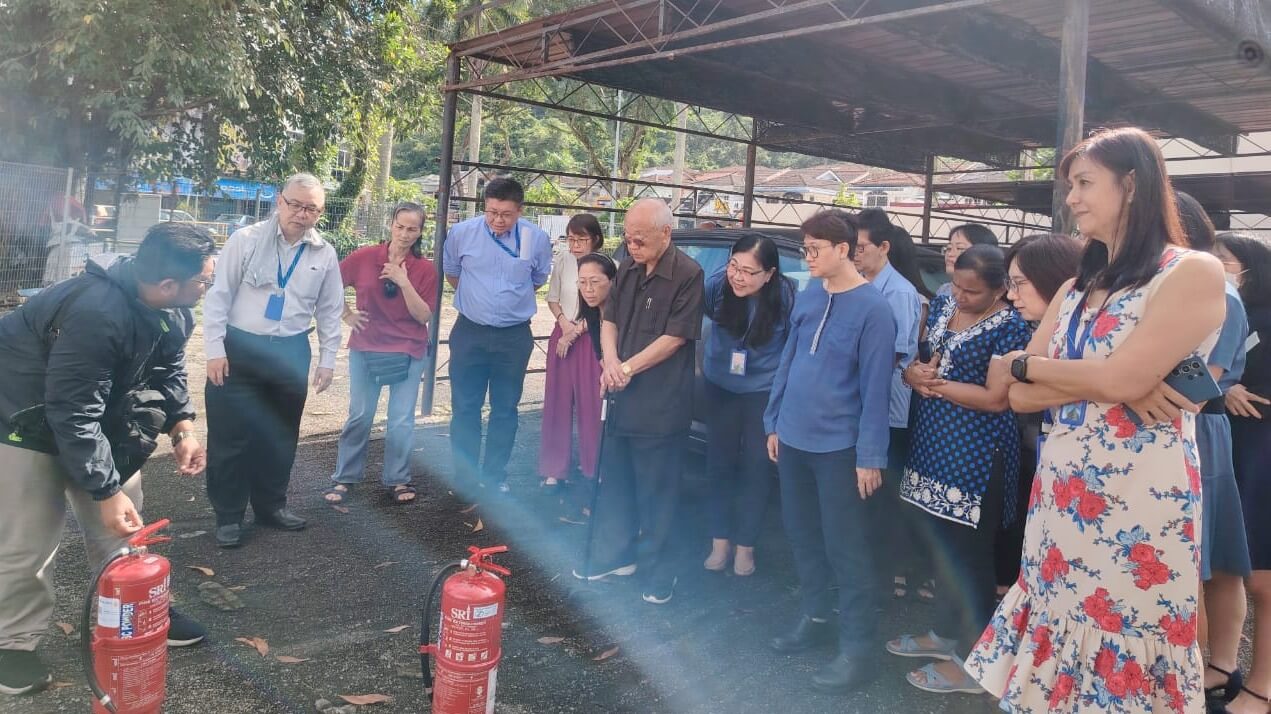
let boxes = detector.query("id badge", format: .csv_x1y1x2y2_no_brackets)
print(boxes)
1058,400,1087,427
265,292,285,321
729,348,748,376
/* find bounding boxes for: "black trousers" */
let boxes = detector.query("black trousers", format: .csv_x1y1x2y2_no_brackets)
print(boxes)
589,432,684,589
704,382,772,547
917,454,1005,656
873,427,924,584
205,327,310,526
777,443,876,656
448,316,533,485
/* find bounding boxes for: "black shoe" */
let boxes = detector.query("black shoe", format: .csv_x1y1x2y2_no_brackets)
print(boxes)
811,653,876,694
215,523,242,548
770,616,833,654
641,577,678,605
166,609,206,647
0,649,51,696
256,509,306,531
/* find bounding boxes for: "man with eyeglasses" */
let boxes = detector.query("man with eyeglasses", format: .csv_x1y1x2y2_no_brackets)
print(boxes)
0,223,217,695
201,172,344,548
572,198,704,606
442,178,553,495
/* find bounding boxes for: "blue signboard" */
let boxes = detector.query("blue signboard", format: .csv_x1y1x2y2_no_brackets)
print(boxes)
94,176,276,200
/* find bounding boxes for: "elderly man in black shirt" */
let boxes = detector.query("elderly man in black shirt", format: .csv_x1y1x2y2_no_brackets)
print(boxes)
572,198,704,605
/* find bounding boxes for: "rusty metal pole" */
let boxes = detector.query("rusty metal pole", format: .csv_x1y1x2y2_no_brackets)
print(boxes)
1053,0,1088,234
422,54,461,416
921,154,934,243
742,120,757,227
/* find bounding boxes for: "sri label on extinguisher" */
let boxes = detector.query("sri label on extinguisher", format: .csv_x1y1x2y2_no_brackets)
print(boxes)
97,596,121,629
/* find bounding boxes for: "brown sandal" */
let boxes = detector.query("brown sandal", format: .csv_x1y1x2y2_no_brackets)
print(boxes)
390,484,417,503
323,484,351,504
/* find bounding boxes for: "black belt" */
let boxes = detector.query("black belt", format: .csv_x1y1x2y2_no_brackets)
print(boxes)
457,314,530,330
1201,399,1227,415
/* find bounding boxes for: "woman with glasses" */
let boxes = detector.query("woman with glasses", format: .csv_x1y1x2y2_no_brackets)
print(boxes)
937,223,999,298
701,234,796,577
888,244,1031,694
1213,232,1271,714
539,214,607,500
325,202,437,505
764,212,895,693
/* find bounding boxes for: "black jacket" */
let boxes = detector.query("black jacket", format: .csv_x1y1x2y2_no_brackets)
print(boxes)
0,256,196,500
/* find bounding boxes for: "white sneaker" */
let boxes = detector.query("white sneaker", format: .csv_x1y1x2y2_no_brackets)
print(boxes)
642,577,678,605
571,563,637,581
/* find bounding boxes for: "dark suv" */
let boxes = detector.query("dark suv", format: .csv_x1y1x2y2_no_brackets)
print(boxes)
617,226,946,450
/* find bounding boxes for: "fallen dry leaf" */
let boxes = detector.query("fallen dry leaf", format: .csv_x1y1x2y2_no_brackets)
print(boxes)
228,585,247,591
234,636,269,657
536,636,564,645
471,518,484,533
339,693,394,706
275,656,310,664
55,622,74,636
49,681,74,689
332,505,350,514
373,561,396,569
383,625,410,633
593,646,620,661
187,565,215,577
459,503,479,514
186,496,196,502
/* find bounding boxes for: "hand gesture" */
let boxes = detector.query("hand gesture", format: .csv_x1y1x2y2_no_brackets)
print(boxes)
313,367,334,394
380,262,410,287
904,353,945,398
766,434,779,463
99,491,143,537
856,467,882,499
1124,381,1198,427
173,438,207,476
1225,383,1269,419
207,358,230,387
600,356,629,393
344,309,369,331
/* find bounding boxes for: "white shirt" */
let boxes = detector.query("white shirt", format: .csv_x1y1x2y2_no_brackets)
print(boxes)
203,217,345,369
545,250,580,321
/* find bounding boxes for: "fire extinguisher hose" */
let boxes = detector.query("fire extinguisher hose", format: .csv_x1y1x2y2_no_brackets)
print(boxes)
420,561,465,693
80,546,131,714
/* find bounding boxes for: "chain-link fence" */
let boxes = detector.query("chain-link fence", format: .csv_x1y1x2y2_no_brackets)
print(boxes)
0,161,79,310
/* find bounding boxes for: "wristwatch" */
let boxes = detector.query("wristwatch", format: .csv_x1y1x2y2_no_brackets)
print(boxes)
1010,354,1033,384
620,362,632,377
171,430,194,444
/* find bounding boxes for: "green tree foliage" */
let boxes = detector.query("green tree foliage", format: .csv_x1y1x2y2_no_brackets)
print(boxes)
0,0,442,186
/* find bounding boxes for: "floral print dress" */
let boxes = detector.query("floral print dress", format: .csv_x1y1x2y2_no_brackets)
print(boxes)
965,249,1214,713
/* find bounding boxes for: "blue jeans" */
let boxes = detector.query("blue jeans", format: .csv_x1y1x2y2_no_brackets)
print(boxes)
332,350,427,487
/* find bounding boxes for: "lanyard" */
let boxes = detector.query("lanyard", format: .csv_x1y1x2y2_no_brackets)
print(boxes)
486,223,521,259
1064,292,1104,360
277,243,306,289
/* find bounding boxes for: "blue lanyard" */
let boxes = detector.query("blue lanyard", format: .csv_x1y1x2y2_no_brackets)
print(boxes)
1064,292,1104,360
486,223,521,259
277,243,306,289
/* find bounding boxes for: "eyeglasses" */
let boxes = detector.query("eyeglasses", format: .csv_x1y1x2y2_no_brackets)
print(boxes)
941,244,966,256
280,195,323,216
192,275,215,287
1005,276,1029,292
726,259,766,278
484,209,518,222
623,236,649,250
566,236,593,246
801,243,833,259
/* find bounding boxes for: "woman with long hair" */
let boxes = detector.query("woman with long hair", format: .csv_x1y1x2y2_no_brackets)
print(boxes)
968,126,1227,712
326,202,438,504
937,223,998,297
1213,231,1271,714
889,244,1032,694
702,234,795,577
539,214,606,492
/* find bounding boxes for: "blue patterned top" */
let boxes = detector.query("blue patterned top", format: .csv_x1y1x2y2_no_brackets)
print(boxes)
901,294,1032,527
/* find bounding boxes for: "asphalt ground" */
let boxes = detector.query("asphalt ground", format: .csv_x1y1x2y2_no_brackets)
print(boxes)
1,407,1012,714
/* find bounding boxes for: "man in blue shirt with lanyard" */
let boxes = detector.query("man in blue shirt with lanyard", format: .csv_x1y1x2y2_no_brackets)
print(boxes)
443,178,552,493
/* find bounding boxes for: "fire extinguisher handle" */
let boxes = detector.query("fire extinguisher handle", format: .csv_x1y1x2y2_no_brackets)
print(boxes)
465,545,511,576
127,518,172,547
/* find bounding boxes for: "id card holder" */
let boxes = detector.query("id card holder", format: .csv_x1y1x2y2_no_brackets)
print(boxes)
1057,400,1086,427
265,292,285,321
729,348,748,376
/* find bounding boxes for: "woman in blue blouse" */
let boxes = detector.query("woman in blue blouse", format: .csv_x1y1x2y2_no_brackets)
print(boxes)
889,244,1031,694
702,234,795,577
763,212,896,693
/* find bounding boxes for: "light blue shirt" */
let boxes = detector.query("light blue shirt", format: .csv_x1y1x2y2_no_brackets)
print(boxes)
1212,282,1249,392
871,262,923,428
702,267,794,394
443,216,553,327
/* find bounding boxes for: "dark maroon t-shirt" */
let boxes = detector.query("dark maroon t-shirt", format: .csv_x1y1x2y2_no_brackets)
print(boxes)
340,243,438,360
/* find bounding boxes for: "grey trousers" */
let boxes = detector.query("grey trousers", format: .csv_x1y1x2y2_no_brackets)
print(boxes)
0,442,143,651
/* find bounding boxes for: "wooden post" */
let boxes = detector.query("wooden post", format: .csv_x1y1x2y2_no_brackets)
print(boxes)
742,120,758,227
921,154,935,243
1053,0,1089,233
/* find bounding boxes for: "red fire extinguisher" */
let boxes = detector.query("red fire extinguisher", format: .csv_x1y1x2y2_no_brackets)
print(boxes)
79,519,173,714
420,545,511,714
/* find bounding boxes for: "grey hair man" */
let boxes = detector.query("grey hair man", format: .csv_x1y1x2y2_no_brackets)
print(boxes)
574,198,704,605
202,172,345,548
